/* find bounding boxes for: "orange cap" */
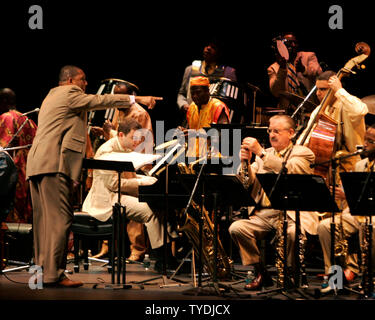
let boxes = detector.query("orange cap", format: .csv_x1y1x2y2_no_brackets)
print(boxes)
190,76,210,87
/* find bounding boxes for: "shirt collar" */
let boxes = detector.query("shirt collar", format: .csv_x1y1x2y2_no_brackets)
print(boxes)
115,136,132,153
274,142,293,158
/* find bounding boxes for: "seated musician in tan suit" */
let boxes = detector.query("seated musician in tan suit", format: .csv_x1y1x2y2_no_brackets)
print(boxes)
229,115,319,291
26,65,162,288
82,119,177,272
297,70,368,285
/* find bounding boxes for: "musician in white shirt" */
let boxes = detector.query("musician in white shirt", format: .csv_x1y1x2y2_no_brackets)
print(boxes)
82,119,175,266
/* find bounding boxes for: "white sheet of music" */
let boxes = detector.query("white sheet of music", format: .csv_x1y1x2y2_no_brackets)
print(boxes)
97,152,161,171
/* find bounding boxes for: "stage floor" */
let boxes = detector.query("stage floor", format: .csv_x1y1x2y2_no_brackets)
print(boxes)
0,257,370,309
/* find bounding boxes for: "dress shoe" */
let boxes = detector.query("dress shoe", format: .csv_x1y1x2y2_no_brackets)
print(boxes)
244,272,273,291
57,278,84,288
128,253,144,262
343,269,357,284
44,277,83,288
66,252,75,260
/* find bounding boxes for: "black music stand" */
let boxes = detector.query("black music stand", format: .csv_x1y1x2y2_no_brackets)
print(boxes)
82,158,134,289
209,124,270,159
136,143,189,288
341,172,375,298
255,173,339,299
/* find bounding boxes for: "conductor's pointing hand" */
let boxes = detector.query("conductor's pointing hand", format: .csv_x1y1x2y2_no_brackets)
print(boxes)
135,96,163,109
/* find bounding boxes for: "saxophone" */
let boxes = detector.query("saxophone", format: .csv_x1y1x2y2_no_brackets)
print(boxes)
333,185,349,259
275,210,286,288
334,212,349,259
240,160,251,189
360,218,371,294
176,162,232,279
298,232,309,288
333,152,353,259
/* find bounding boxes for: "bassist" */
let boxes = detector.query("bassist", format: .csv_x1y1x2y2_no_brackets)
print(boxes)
296,70,368,286
296,70,368,173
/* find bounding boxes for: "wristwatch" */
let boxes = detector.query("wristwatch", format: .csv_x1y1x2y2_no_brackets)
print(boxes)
259,149,267,160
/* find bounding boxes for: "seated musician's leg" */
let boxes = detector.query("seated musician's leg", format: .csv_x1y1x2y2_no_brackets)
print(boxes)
285,218,297,270
229,210,275,290
121,194,159,248
121,194,178,272
317,213,360,286
127,220,146,262
317,217,333,276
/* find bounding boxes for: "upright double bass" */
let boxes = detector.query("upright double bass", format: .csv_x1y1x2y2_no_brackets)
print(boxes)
297,42,371,178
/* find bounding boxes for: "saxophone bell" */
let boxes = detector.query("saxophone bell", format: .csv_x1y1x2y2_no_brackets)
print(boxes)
176,159,232,279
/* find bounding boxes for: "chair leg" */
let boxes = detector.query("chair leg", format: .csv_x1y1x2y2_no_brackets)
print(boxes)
83,240,89,271
73,237,80,273
107,238,113,274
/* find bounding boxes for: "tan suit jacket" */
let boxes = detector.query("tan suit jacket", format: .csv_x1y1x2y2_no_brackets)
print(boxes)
26,85,133,182
247,144,319,235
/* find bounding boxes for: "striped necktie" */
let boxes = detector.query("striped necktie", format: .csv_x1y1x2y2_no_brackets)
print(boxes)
287,63,299,93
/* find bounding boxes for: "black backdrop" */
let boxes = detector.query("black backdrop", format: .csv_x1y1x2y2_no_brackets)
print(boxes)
1,1,374,130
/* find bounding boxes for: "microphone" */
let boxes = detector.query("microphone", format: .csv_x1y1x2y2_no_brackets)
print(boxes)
362,147,375,157
22,108,40,116
246,82,261,93
310,146,374,168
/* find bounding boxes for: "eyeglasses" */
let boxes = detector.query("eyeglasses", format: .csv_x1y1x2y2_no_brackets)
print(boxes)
267,128,290,135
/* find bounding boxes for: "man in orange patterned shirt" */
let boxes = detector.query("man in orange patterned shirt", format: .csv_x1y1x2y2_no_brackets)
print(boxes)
179,76,230,158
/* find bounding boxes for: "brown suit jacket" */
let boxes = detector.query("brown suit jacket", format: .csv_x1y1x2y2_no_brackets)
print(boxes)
267,51,322,109
26,85,133,182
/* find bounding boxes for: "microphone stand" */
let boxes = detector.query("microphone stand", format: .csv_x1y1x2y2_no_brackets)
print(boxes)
2,145,32,152
291,85,316,135
5,115,32,149
180,156,212,296
268,146,293,200
291,85,316,120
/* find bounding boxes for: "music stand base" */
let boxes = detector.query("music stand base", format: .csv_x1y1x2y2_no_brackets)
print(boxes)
182,283,227,296
256,279,312,300
182,279,236,297
98,284,133,290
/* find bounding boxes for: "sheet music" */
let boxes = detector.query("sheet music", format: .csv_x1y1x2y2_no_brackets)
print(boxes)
97,152,161,171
